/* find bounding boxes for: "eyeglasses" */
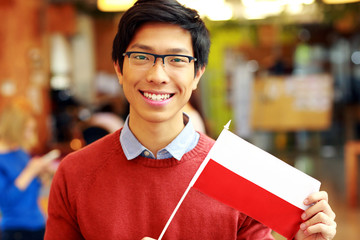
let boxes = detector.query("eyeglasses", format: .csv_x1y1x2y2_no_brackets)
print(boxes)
123,51,197,70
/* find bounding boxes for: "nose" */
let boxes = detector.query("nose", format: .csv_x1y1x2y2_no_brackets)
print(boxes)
146,58,170,84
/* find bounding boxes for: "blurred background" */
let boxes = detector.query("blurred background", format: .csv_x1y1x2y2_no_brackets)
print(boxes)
1,0,360,239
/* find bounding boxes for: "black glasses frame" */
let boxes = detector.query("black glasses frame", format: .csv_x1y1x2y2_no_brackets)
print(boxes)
122,51,197,65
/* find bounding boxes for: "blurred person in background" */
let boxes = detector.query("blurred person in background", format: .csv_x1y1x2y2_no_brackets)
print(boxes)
182,102,206,133
0,100,53,240
182,91,207,134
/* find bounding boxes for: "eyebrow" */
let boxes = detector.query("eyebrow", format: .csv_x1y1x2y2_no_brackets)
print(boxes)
128,43,191,55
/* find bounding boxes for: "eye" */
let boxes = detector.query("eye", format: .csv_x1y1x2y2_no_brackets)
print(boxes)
132,54,149,60
168,56,188,63
172,58,185,62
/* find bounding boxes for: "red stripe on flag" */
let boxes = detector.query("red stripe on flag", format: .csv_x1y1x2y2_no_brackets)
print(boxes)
193,159,303,239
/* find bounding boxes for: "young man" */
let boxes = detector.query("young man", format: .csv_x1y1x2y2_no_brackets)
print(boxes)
45,0,336,239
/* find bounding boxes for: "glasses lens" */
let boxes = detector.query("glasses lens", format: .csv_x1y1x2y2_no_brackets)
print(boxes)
165,56,191,68
128,53,154,68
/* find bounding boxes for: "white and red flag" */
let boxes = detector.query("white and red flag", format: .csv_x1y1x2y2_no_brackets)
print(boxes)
159,121,321,240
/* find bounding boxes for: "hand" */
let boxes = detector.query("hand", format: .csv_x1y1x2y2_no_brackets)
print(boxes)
15,156,54,190
28,156,50,173
295,191,336,240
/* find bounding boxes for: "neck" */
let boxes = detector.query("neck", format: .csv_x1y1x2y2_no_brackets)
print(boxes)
128,113,185,156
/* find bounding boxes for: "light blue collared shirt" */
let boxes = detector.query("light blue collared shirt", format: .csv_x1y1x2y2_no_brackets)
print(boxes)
120,113,200,160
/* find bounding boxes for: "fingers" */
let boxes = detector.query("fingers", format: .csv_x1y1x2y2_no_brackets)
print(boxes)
304,191,328,205
302,199,336,221
302,211,332,226
300,211,337,235
298,191,337,239
302,191,336,221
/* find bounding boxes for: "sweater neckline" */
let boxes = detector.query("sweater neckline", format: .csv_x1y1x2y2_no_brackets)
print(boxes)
113,129,213,168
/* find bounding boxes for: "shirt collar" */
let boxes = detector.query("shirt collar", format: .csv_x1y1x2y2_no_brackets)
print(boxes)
120,113,198,161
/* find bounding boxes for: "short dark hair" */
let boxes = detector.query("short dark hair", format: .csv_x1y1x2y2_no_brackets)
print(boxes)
112,0,210,74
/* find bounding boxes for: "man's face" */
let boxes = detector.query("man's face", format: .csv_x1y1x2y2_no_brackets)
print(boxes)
114,23,205,126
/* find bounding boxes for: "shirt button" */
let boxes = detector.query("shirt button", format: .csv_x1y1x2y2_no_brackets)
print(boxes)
144,151,150,157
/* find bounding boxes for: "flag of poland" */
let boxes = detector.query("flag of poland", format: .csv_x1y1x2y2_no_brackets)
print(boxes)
191,123,321,239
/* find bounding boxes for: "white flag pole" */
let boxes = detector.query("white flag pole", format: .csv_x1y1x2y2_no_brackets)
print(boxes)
157,120,231,240
157,184,192,240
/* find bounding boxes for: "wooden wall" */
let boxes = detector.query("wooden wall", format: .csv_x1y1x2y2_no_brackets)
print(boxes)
0,0,50,153
94,16,118,74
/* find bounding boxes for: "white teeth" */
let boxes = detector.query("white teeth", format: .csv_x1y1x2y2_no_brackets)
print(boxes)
143,92,171,101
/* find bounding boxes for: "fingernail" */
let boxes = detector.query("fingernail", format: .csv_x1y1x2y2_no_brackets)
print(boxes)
303,198,309,205
300,223,307,230
301,213,306,220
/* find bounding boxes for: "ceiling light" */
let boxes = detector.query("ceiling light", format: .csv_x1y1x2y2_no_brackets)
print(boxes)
241,0,316,19
242,1,284,19
97,0,136,12
322,0,360,3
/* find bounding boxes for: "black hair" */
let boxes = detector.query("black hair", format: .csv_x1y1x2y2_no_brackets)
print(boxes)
112,0,210,74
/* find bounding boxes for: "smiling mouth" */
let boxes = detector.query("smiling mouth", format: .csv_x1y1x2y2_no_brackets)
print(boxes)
140,91,174,101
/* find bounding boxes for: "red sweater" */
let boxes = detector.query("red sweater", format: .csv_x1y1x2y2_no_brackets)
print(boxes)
45,130,274,240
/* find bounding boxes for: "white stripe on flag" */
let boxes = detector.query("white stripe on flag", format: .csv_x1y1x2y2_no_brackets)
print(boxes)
204,129,321,210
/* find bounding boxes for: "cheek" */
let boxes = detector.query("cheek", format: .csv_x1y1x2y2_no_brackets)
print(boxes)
179,80,197,102
25,126,35,139
173,71,197,91
191,78,198,90
121,83,132,99
23,125,37,146
121,78,140,103
186,78,199,93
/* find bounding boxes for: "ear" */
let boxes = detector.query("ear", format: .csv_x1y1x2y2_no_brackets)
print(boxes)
113,62,123,85
192,66,205,90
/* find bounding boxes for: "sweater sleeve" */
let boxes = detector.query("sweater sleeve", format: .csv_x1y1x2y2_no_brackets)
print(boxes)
237,216,275,240
44,164,85,240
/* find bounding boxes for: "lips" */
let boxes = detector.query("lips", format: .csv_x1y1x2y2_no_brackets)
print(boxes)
140,91,174,102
